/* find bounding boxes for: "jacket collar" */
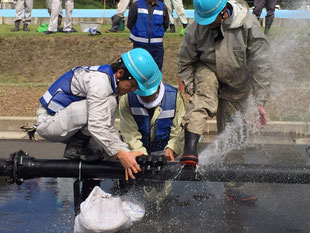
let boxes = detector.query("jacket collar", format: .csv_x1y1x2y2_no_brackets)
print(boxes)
222,0,249,30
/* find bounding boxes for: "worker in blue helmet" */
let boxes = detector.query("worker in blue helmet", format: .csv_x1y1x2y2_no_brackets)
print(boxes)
119,78,185,204
119,79,185,161
178,0,272,203
36,48,160,181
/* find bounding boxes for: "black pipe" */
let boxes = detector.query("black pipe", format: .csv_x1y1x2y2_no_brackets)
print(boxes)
2,151,310,185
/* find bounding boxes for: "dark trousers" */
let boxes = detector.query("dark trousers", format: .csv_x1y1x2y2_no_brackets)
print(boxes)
253,0,277,21
133,42,164,71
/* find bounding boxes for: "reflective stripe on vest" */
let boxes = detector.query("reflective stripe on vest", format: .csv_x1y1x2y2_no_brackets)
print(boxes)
128,83,177,154
40,65,115,115
130,0,164,45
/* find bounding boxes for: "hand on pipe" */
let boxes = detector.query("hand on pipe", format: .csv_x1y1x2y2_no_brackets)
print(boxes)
164,147,175,161
256,106,267,130
117,150,143,180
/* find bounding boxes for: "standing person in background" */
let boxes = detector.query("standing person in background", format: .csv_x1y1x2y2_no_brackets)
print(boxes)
45,0,74,34
46,0,63,32
127,0,169,71
11,0,33,31
106,0,133,33
164,0,188,35
253,0,278,36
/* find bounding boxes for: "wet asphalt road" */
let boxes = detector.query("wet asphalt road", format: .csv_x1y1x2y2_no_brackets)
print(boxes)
1,140,310,233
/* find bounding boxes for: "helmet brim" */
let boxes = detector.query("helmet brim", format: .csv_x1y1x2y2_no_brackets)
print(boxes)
134,73,162,96
194,10,219,25
194,0,227,26
134,86,157,96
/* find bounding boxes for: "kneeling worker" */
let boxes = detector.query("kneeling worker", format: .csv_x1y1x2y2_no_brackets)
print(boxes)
35,48,161,181
119,79,185,162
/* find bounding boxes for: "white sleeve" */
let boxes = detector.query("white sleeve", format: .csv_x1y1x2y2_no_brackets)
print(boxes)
76,71,130,156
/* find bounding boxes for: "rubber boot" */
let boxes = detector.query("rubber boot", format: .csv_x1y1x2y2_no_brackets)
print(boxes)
106,15,123,33
264,17,273,36
11,20,21,32
63,131,91,160
57,15,63,32
22,23,30,31
167,24,176,33
180,129,200,166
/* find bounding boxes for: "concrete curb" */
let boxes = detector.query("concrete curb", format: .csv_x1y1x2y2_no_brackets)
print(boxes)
0,116,309,141
1,16,310,27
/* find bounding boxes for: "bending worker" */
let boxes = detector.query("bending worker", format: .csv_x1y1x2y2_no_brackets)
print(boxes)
178,0,272,202
119,79,185,161
35,48,161,181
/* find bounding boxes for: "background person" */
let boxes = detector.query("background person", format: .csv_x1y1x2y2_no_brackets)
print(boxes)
45,0,74,34
178,0,272,202
46,0,63,31
35,48,161,181
11,0,33,32
253,0,278,36
164,0,188,35
127,0,169,71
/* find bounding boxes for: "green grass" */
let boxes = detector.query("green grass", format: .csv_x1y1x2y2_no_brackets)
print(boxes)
0,24,310,120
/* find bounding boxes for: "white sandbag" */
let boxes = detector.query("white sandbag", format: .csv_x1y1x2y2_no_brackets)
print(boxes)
122,197,145,222
74,186,131,233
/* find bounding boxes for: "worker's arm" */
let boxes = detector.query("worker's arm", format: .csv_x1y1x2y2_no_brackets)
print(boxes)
162,4,169,32
127,1,138,30
72,70,130,157
247,14,272,107
119,95,148,155
247,15,272,129
165,92,186,160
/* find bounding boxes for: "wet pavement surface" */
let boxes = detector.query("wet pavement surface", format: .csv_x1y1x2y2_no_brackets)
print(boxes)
0,140,310,233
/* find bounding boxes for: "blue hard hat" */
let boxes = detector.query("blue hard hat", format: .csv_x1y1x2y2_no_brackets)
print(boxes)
122,48,162,96
194,0,227,25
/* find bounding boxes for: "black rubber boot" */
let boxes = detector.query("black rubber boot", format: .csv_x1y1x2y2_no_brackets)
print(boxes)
63,131,91,160
12,20,21,32
180,129,200,166
264,17,273,36
57,15,63,32
182,24,188,28
167,24,176,33
106,15,123,33
22,23,30,31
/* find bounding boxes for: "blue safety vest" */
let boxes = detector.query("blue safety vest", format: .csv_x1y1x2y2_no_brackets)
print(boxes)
129,0,164,44
40,65,116,115
128,83,177,154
